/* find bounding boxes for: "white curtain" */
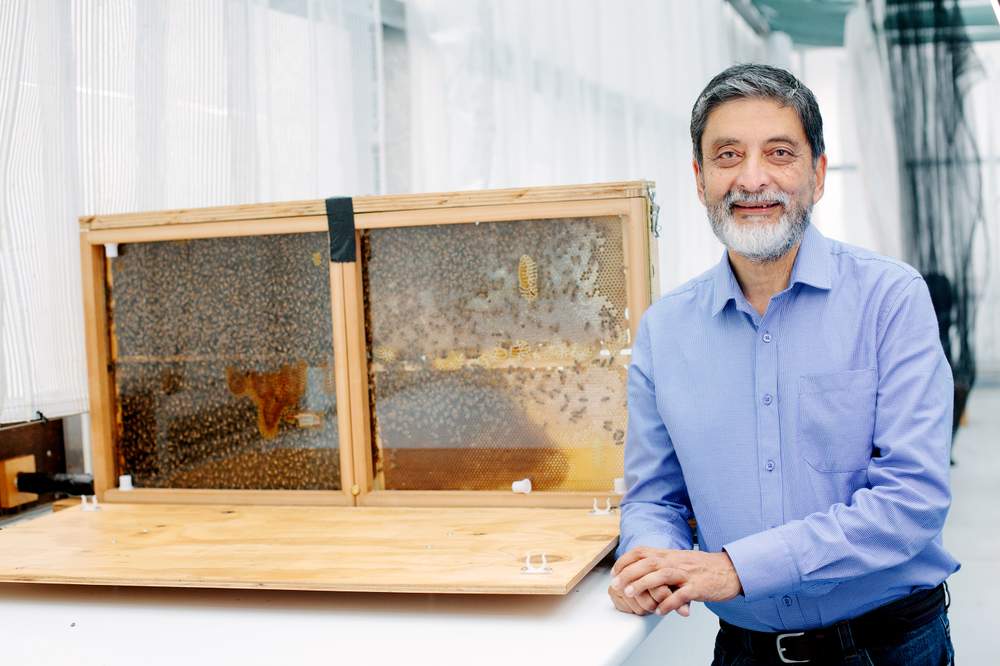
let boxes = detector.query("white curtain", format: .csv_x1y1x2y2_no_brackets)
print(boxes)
406,0,771,292
0,1,83,421
0,0,379,423
842,5,1000,380
842,4,904,260
968,41,1000,379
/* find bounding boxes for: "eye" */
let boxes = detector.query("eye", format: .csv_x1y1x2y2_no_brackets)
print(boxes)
771,148,795,160
714,150,740,165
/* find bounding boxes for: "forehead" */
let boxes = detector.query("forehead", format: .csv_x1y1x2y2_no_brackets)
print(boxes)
702,97,807,146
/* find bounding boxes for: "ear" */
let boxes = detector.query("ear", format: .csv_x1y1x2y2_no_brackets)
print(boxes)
811,153,828,204
693,159,706,206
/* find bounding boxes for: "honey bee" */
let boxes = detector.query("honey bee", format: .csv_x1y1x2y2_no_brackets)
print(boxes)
373,346,398,364
510,340,530,357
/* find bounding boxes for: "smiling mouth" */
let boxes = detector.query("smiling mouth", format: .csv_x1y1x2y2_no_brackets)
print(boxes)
732,202,781,214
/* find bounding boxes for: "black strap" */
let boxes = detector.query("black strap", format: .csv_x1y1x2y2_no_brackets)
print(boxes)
720,584,946,662
325,196,356,262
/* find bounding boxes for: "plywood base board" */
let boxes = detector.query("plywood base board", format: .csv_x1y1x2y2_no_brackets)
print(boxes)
0,504,619,595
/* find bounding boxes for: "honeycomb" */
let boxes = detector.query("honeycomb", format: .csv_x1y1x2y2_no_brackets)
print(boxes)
109,233,340,490
226,361,308,439
361,216,630,492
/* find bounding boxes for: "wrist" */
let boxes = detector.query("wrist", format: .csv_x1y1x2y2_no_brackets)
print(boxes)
720,549,744,597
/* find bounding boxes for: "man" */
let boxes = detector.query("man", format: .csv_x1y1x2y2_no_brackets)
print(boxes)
609,64,958,665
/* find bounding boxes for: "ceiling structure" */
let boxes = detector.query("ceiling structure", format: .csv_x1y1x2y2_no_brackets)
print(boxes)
727,0,1000,47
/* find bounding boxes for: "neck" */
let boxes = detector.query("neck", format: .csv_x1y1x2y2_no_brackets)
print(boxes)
727,244,800,317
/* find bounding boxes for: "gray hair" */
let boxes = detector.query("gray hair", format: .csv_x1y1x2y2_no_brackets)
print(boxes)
690,64,825,167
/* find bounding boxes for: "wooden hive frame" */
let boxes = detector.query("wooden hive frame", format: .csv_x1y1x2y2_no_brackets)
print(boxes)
80,181,657,509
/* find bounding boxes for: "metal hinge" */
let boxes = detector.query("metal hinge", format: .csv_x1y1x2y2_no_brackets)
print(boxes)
647,186,661,239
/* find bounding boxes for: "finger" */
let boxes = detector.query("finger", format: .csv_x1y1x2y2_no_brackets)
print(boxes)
657,585,696,616
648,584,691,616
633,590,659,613
625,592,655,614
609,585,649,616
627,568,687,597
611,548,648,576
614,557,662,592
608,586,632,614
615,584,652,615
650,585,675,615
649,584,674,604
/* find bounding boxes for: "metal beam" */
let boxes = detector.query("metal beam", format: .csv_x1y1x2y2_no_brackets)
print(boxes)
726,0,772,37
380,0,404,31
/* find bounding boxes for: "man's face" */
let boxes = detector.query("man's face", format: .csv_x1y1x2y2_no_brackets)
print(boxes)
693,97,827,263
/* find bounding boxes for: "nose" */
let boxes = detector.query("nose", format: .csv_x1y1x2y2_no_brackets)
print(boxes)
733,153,772,193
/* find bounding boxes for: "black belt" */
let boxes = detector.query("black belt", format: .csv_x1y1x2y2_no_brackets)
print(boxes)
719,583,947,664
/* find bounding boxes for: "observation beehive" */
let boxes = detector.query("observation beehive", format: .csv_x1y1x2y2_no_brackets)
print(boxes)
78,181,658,508
0,181,656,596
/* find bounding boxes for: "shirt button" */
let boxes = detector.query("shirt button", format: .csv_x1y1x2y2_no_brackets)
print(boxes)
762,332,772,343
762,394,773,406
783,596,793,607
765,460,775,472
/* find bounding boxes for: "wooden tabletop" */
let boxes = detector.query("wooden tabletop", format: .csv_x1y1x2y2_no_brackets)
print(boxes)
0,503,619,594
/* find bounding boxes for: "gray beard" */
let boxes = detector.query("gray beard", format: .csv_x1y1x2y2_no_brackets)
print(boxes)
706,188,811,263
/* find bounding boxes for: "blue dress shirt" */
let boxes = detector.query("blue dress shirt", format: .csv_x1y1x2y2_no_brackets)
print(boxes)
618,223,960,631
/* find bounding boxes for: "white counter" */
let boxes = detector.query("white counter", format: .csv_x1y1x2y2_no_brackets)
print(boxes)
0,561,662,666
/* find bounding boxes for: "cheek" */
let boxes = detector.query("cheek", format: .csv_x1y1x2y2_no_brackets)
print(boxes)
775,171,814,201
701,175,732,204
811,178,824,202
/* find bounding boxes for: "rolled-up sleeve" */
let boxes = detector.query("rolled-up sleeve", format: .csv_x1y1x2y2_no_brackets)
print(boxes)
617,314,694,558
724,277,955,601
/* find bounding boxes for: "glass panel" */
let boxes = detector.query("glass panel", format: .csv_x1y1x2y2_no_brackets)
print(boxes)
109,232,340,489
362,216,630,491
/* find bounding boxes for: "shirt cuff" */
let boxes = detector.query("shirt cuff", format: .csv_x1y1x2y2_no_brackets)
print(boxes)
723,528,801,602
616,532,686,558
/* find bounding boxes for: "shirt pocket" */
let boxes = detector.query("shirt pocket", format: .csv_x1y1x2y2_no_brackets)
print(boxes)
797,368,877,473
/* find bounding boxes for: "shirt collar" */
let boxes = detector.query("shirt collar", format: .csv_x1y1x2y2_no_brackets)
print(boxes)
788,223,832,291
710,252,743,317
710,223,832,317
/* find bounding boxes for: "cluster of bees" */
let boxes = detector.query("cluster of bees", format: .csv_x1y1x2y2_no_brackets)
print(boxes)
361,217,632,491
110,233,339,489
106,217,637,494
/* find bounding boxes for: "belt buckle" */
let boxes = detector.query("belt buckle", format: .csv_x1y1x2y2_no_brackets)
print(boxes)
776,632,810,664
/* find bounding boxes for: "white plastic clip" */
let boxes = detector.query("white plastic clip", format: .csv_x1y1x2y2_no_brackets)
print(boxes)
80,495,101,511
613,477,627,495
521,552,552,575
511,478,532,494
104,243,119,259
590,498,613,515
118,474,133,491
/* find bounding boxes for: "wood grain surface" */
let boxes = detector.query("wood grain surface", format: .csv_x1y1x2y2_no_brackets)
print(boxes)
0,504,619,594
80,181,651,230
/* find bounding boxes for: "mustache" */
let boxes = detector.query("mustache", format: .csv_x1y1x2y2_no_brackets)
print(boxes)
723,189,791,209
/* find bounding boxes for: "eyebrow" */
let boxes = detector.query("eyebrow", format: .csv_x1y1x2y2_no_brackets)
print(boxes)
709,137,741,151
764,135,803,146
708,135,803,153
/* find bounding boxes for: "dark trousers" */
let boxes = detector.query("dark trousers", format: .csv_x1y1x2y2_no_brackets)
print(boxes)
711,586,954,665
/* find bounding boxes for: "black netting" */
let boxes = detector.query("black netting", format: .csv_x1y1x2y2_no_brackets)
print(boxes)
875,0,988,434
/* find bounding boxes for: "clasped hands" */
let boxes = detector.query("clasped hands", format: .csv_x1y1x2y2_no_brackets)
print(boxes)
608,547,743,617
